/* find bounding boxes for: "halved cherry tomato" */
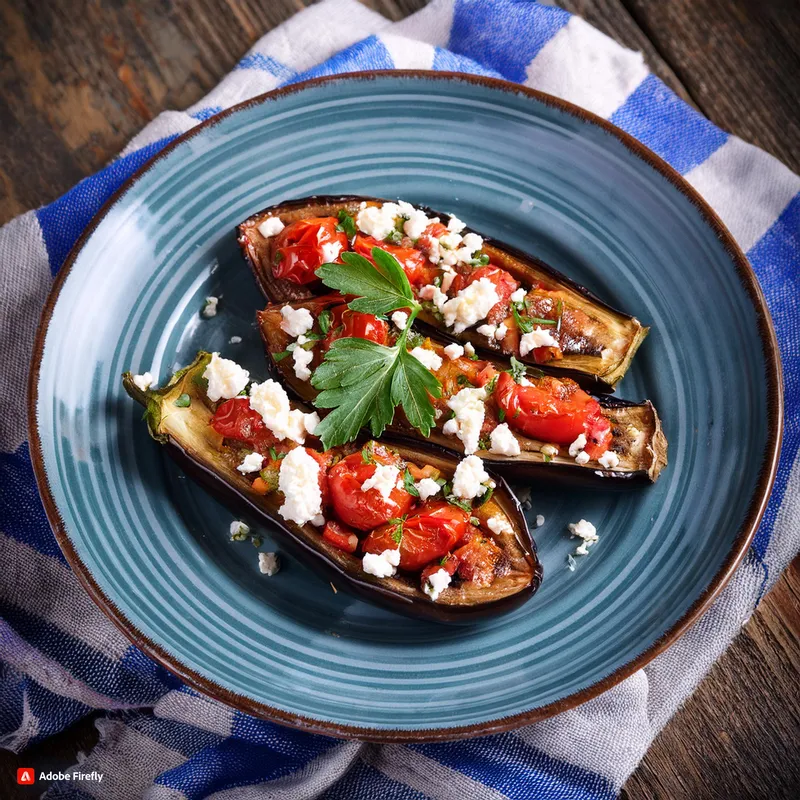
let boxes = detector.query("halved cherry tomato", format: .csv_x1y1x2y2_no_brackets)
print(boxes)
273,218,348,285
451,266,519,325
322,520,359,554
353,234,438,287
494,372,612,457
363,501,471,571
328,447,414,531
210,398,277,452
454,534,502,588
323,303,389,350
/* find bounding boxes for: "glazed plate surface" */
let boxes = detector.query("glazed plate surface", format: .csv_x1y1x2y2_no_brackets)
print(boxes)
30,73,781,740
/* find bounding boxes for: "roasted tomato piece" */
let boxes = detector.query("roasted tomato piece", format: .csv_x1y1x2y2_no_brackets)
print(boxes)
454,534,503,588
353,234,439,287
494,372,612,457
323,303,389,350
328,447,414,531
210,398,277,452
452,266,519,324
322,520,359,553
363,501,471,571
273,217,348,285
420,552,459,588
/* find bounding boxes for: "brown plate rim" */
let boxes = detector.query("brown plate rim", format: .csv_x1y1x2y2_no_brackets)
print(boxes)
27,70,784,743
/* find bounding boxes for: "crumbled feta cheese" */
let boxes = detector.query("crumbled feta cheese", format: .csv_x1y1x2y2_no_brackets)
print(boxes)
452,455,490,500
419,283,448,311
278,447,322,526
510,288,526,304
292,346,314,382
446,215,466,234
446,386,487,454
391,310,409,330
477,323,497,340
438,232,462,251
568,434,587,457
203,353,250,402
440,269,456,293
598,450,620,469
489,423,521,456
540,444,559,458
230,520,250,538
575,451,591,466
443,343,464,360
460,232,483,254
237,452,264,474
202,296,219,318
361,464,401,499
410,347,443,371
304,412,320,436
464,342,475,357
568,519,599,556
311,514,325,527
403,207,434,240
426,236,442,264
415,477,441,501
280,305,314,337
357,202,429,241
249,379,315,443
362,548,400,578
495,323,508,340
258,551,281,576
519,327,559,356
442,278,500,334
487,515,513,536
321,241,343,263
132,372,153,392
442,418,459,436
424,568,452,601
519,377,533,387
257,217,284,238
229,335,242,345
535,514,545,528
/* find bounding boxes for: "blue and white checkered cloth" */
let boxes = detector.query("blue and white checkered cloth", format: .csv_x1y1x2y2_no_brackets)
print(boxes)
2,1,798,797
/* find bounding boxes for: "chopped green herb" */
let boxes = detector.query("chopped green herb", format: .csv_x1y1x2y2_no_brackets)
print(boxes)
468,252,490,266
251,536,263,548
444,488,472,513
191,373,209,392
529,316,556,326
477,435,491,451
470,516,481,526
361,446,375,464
512,304,534,334
385,229,403,244
475,485,494,507
406,331,424,349
439,555,449,566
508,356,528,384
513,408,522,419
497,408,506,422
273,349,291,363
484,374,498,394
542,453,553,463
456,373,471,386
268,447,286,462
403,468,420,497
318,309,332,334
174,393,191,408
335,209,357,240
274,250,284,264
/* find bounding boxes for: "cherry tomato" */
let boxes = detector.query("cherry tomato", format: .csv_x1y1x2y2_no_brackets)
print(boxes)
273,218,348,285
452,266,519,325
323,303,389,350
454,534,502,588
363,501,471,572
210,398,277,452
328,448,414,531
322,520,359,554
494,372,612,457
353,234,439,287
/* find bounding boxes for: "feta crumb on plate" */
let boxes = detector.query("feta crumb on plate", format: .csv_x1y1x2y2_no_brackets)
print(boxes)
229,335,242,345
230,520,250,540
258,552,281,576
568,519,599,556
535,514,545,528
202,296,219,318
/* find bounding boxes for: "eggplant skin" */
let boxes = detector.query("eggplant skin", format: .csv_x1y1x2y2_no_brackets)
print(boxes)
238,194,649,393
122,353,542,623
257,300,668,488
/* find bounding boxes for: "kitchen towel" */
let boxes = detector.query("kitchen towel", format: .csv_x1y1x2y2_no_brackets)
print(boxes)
2,1,798,798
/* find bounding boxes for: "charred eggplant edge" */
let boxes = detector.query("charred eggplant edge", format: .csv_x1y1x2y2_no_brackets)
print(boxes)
237,194,649,392
122,353,542,623
257,305,668,487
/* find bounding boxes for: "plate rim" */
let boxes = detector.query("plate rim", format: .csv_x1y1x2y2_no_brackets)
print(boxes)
27,70,784,743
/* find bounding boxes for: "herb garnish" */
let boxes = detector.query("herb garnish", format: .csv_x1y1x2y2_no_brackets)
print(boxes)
335,209,357,240
174,393,191,408
268,447,286,462
403,468,419,497
508,356,528,384
497,407,506,423
318,309,332,334
513,304,556,333
388,516,406,544
312,248,441,448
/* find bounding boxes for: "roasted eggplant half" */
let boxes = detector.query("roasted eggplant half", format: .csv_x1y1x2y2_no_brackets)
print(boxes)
238,195,649,393
257,295,667,487
122,352,541,622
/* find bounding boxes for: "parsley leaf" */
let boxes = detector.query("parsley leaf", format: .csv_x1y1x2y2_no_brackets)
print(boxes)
318,309,332,334
335,209,357,239
403,468,419,497
391,349,441,435
508,356,527,384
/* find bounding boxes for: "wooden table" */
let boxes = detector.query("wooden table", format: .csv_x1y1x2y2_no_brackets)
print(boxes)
1,1,798,797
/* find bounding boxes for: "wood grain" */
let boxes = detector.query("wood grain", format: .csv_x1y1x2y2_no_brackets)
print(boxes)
1,1,798,798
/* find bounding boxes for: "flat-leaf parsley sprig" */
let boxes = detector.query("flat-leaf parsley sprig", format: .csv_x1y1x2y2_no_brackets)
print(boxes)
312,247,441,449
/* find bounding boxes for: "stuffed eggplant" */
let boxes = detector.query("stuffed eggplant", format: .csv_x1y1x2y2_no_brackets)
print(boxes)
238,195,649,393
122,352,541,622
257,295,667,487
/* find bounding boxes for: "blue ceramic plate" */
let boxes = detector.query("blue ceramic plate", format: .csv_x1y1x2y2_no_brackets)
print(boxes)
30,73,781,741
